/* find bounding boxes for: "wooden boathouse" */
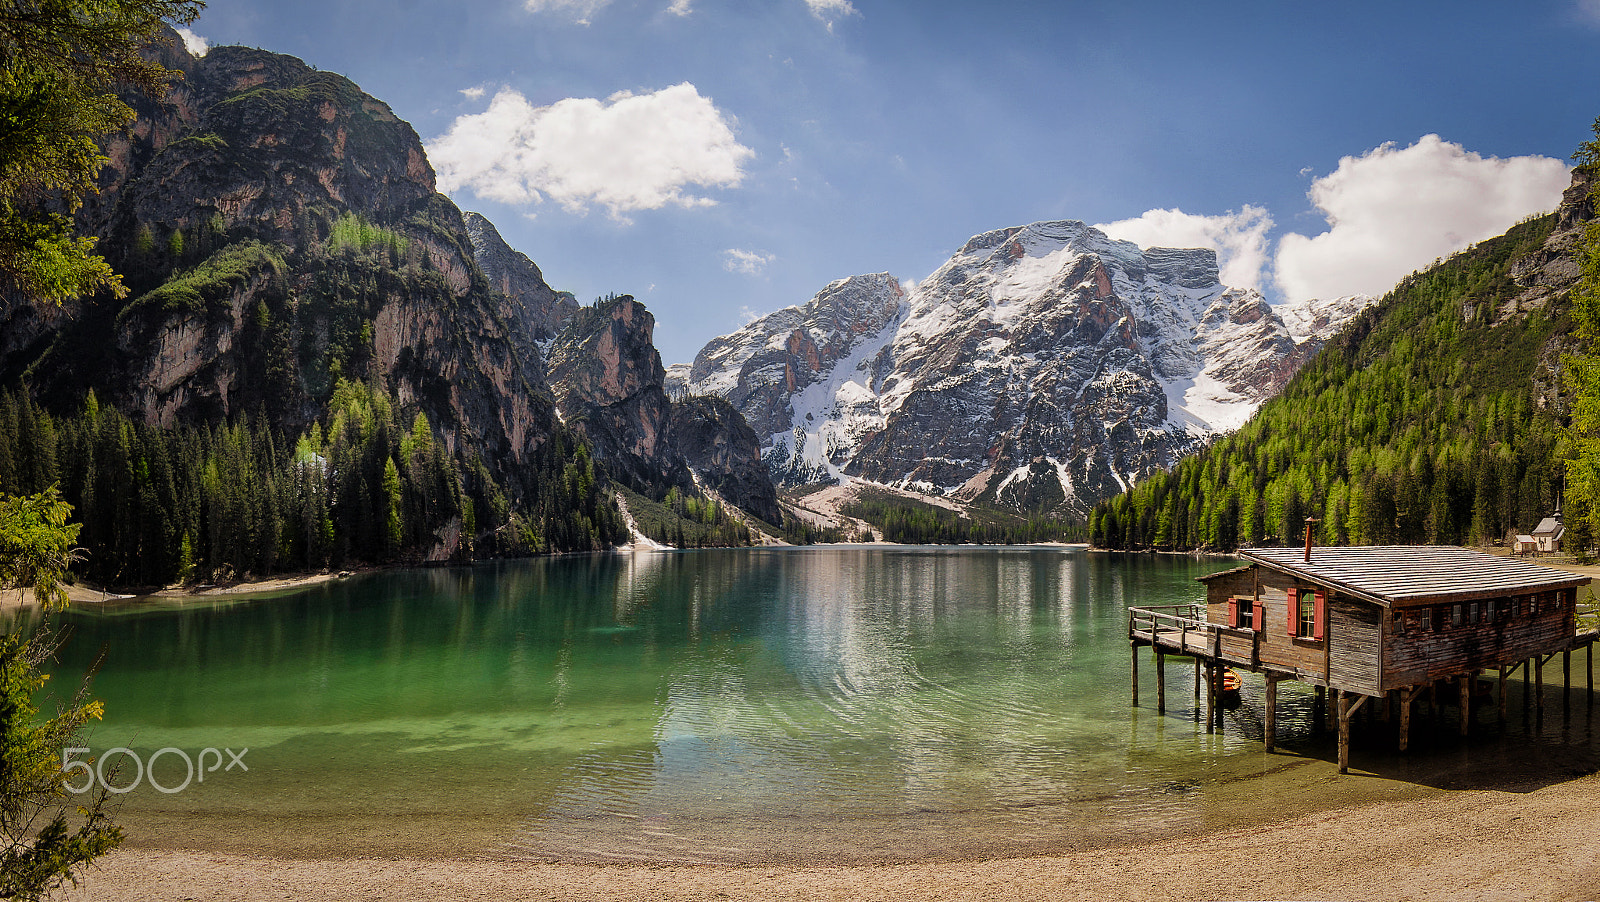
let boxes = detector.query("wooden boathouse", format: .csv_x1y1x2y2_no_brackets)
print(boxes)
1128,543,1596,772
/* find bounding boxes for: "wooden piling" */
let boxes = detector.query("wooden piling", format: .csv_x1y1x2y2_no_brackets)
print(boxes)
1264,675,1278,753
1498,665,1507,722
1337,691,1351,774
1536,655,1544,711
1156,651,1166,714
1564,650,1572,712
1204,663,1216,734
1398,687,1412,752
1458,675,1471,736
1131,642,1139,706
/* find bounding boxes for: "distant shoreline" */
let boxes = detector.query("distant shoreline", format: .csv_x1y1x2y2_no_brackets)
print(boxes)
2,568,360,610
53,542,1589,613
23,542,1107,610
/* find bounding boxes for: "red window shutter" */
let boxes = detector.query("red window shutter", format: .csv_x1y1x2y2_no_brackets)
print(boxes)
1313,590,1327,640
1254,598,1263,632
1287,588,1299,637
1228,598,1239,628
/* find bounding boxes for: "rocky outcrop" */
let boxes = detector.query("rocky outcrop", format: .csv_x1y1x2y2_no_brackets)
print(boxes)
1509,166,1594,318
547,296,782,517
546,297,689,498
464,211,578,350
0,33,561,503
678,221,1369,516
676,273,904,440
671,396,783,525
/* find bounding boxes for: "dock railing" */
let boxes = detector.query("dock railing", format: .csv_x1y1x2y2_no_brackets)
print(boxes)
1128,603,1217,657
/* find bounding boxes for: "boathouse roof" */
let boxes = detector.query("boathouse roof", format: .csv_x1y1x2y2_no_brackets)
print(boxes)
1203,546,1589,607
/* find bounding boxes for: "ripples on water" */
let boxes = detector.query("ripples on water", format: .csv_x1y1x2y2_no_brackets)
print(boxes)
27,547,1600,862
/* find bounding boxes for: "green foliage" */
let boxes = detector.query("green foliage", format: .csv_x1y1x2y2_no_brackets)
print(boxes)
0,631,121,901
777,511,855,545
0,489,79,610
0,490,119,898
0,210,120,304
620,484,752,548
121,240,286,321
327,212,408,258
0,382,627,587
843,488,1085,545
1563,118,1600,554
1092,211,1567,551
170,131,228,154
0,0,203,302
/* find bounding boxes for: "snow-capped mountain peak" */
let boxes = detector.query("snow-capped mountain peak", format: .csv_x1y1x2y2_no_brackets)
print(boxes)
675,221,1370,515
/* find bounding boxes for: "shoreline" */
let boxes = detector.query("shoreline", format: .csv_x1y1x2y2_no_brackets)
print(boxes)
74,770,1600,900
22,542,1109,610
0,569,357,610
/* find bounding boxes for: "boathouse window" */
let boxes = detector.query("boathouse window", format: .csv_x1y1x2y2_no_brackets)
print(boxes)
1468,602,1480,625
1287,589,1323,639
1451,604,1464,628
1228,597,1255,630
1419,608,1433,631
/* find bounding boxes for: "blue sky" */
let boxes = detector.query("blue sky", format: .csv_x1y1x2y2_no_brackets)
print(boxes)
186,0,1600,364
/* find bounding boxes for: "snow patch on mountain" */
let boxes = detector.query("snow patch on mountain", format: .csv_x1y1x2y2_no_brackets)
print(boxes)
675,220,1367,515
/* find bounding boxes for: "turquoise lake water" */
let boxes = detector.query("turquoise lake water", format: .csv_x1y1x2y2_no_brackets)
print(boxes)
26,547,1600,862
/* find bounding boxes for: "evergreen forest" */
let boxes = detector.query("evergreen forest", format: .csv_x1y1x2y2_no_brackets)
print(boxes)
841,488,1085,545
0,382,626,588
1089,211,1577,552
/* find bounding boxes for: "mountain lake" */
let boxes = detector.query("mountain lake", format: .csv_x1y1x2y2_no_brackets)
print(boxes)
21,547,1600,863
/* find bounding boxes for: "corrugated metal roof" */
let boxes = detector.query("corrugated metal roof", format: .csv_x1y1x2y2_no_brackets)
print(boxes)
1238,545,1590,606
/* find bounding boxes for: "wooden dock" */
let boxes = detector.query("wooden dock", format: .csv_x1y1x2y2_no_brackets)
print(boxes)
1129,601,1600,769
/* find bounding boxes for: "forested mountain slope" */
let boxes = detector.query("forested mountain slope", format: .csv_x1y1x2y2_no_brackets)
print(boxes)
1089,168,1594,551
0,33,778,585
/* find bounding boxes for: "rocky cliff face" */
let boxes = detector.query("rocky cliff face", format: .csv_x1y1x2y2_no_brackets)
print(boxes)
671,396,783,525
670,273,904,440
549,297,782,522
547,297,689,497
677,221,1369,516
463,211,579,352
0,31,785,543
0,36,571,505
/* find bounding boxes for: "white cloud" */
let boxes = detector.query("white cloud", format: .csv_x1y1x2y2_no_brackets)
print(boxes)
737,305,763,323
1579,0,1600,25
1274,135,1569,302
176,26,209,57
666,0,693,15
525,0,609,24
723,249,775,275
427,83,755,221
460,85,487,100
1096,205,1274,291
804,0,857,30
